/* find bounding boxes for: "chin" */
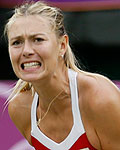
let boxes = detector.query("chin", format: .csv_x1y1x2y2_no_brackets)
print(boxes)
18,71,47,82
19,75,40,82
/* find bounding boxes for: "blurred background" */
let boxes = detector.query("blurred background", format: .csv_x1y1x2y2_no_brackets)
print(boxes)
0,0,120,150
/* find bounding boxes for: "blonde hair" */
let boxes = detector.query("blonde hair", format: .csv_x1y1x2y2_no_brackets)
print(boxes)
5,0,81,99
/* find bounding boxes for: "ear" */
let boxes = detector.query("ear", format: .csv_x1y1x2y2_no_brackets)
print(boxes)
59,34,68,57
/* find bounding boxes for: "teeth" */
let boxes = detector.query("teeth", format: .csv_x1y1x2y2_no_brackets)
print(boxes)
23,62,40,69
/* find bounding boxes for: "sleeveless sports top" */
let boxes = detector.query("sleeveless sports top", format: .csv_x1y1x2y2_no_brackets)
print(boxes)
31,69,96,150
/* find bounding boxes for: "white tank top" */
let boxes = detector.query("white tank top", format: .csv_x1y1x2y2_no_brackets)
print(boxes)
31,69,85,150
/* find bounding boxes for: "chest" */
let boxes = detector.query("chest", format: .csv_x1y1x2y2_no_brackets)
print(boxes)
37,108,74,143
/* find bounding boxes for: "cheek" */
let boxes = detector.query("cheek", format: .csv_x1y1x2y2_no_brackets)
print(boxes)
38,43,58,59
9,48,20,65
37,46,52,59
9,50,15,62
8,47,14,63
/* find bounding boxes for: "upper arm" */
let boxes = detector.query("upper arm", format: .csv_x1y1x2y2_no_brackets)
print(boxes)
8,92,32,138
89,77,120,149
77,72,120,149
8,98,26,138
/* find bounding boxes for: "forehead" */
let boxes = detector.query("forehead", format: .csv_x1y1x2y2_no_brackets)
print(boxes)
8,15,54,38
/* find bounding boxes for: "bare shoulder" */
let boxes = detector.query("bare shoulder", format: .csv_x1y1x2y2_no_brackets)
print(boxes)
77,71,120,149
77,71,120,106
8,90,33,137
77,70,120,116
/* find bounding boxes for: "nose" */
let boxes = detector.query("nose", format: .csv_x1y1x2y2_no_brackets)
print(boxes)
22,40,34,57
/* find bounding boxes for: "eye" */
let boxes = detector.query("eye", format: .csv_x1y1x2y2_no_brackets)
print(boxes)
12,40,23,46
34,37,44,43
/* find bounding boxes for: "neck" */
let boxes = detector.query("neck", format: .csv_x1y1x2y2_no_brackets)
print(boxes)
32,67,69,108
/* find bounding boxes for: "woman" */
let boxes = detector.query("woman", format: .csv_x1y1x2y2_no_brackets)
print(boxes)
5,1,120,150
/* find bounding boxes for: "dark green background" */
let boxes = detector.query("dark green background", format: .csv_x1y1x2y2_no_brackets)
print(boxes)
0,9,120,80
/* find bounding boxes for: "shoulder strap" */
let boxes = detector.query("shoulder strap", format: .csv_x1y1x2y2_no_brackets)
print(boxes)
31,93,38,131
68,69,85,130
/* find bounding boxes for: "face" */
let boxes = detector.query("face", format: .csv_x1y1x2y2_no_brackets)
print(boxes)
8,15,65,82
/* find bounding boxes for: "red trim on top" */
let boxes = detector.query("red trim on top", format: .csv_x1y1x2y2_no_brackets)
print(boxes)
31,136,50,150
69,133,96,150
31,133,96,150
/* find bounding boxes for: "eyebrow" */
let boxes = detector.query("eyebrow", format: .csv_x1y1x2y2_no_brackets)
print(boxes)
9,33,46,41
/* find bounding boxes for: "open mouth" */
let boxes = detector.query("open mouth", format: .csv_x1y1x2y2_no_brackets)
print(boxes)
21,61,42,70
